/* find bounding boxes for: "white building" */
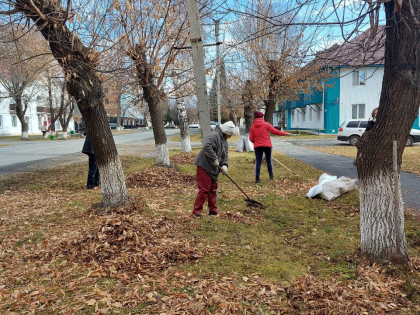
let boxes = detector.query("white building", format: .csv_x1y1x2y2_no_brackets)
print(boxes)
0,84,74,136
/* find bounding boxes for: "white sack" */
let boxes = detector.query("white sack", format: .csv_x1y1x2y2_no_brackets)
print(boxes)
236,135,245,152
244,134,254,152
320,177,357,201
306,173,357,201
306,173,337,198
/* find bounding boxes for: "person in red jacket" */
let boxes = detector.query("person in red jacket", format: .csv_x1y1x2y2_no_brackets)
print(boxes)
249,111,292,183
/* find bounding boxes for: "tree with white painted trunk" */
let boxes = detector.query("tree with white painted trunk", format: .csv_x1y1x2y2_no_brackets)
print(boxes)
172,72,192,152
1,0,129,207
355,0,420,263
58,85,75,140
114,0,190,165
238,79,256,152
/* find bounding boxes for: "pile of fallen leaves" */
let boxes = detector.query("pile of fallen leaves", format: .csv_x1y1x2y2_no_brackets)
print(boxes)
126,166,195,188
170,152,197,165
285,261,420,314
32,214,215,278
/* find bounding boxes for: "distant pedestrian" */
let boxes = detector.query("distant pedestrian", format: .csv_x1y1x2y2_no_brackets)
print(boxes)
41,124,47,137
192,121,236,218
365,107,378,132
82,132,100,189
250,111,293,183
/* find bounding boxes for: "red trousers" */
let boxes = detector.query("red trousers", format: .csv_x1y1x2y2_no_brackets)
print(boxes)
193,166,218,215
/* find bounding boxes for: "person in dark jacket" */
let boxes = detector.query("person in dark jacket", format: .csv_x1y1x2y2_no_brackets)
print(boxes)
82,133,100,189
365,107,378,132
192,121,236,218
250,111,292,183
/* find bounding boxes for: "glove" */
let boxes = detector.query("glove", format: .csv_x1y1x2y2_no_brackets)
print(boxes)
213,158,219,166
221,165,228,175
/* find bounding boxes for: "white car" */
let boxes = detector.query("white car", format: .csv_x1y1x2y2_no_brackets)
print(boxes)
337,119,420,146
210,121,218,131
188,122,200,129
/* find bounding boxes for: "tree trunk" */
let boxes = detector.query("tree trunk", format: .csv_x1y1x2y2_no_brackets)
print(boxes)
130,44,170,166
15,1,129,207
228,102,237,125
264,60,281,125
172,72,191,152
281,109,286,130
177,99,192,152
264,99,276,125
242,80,255,134
117,92,122,131
144,87,170,166
356,1,420,263
14,97,29,139
59,95,75,140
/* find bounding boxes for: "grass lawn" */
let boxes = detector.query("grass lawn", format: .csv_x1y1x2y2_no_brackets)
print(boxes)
305,145,420,176
0,150,419,314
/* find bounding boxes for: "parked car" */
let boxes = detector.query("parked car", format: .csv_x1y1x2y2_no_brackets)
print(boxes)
109,123,118,129
189,122,200,129
210,121,218,131
337,119,420,146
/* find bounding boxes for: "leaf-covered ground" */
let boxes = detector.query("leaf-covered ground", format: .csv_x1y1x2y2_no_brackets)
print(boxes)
0,150,419,314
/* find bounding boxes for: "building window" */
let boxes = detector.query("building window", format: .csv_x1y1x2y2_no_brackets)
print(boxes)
352,104,365,119
105,109,109,115
12,115,17,127
352,70,366,86
104,98,109,105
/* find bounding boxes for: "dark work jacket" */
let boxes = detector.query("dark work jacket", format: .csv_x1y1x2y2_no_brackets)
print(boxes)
194,125,229,180
82,135,95,155
365,119,375,132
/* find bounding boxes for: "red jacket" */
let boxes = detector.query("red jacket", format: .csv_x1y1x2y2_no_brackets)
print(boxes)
249,118,287,148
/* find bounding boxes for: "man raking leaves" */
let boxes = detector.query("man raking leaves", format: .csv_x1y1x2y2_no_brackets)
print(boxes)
192,121,235,218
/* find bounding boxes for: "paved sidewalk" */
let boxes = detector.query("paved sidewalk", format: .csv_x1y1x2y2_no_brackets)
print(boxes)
271,139,420,211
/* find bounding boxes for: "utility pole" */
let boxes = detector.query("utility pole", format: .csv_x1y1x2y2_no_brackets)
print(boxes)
215,20,221,125
186,0,211,143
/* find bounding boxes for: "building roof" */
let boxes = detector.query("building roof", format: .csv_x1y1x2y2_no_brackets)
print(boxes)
314,26,385,68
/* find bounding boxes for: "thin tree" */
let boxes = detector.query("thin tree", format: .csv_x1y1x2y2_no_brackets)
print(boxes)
114,0,189,166
172,70,192,152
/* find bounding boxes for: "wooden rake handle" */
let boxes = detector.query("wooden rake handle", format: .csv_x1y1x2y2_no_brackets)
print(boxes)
204,152,251,200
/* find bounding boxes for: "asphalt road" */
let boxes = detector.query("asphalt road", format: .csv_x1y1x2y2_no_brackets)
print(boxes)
0,129,181,176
